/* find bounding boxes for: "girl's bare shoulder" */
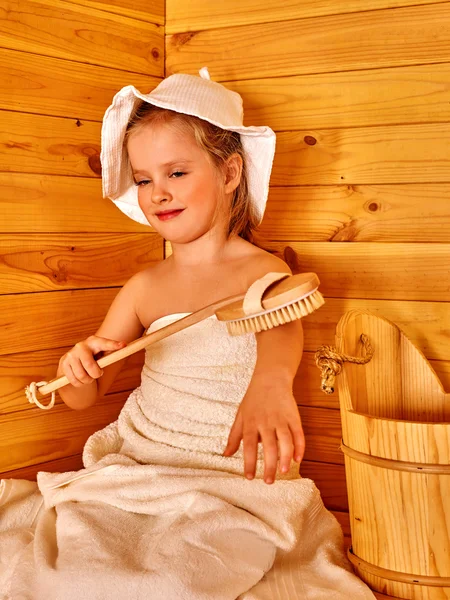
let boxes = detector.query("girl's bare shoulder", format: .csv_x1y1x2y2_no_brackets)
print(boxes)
233,240,292,283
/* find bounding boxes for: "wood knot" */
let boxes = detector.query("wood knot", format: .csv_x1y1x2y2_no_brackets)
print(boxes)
171,32,197,48
304,135,317,146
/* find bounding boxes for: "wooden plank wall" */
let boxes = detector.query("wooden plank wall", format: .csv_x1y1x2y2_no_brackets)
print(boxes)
0,0,165,476
165,0,450,545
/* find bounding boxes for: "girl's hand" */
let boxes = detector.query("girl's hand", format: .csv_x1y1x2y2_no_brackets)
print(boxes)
222,374,305,484
57,335,126,388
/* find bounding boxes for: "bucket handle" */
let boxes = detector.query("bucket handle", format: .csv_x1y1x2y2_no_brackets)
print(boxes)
315,334,374,394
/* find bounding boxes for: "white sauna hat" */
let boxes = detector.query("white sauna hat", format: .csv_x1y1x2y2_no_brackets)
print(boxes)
100,66,276,226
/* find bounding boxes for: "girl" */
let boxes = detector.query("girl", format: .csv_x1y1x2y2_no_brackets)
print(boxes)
0,68,375,600
57,66,305,486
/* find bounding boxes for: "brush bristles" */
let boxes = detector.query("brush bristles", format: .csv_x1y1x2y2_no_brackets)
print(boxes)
225,290,325,336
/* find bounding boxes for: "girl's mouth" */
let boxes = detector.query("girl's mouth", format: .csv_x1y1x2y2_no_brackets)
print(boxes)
156,209,185,221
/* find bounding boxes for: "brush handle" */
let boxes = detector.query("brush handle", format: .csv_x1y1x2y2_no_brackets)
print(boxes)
35,292,245,397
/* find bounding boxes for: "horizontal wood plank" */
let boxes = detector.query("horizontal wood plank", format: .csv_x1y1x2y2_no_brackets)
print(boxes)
223,63,450,130
332,509,350,539
1,0,163,75
0,453,85,479
0,392,128,472
0,48,160,120
67,0,164,25
166,0,441,33
270,125,450,186
166,3,450,81
0,174,150,233
300,460,348,512
0,399,342,471
303,297,450,362
266,241,450,302
258,184,450,243
0,347,144,415
301,406,343,465
4,111,450,185
0,287,119,356
3,292,450,360
0,233,163,293
1,111,101,177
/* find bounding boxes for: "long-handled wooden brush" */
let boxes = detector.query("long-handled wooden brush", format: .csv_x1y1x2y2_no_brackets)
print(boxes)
25,271,324,409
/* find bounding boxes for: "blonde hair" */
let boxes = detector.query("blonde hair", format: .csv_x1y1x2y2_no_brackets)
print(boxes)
123,102,260,243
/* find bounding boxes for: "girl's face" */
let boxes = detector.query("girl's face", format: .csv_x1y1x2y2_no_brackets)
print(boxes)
127,122,228,244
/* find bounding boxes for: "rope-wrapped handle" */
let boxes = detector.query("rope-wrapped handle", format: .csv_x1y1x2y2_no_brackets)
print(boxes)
314,334,374,394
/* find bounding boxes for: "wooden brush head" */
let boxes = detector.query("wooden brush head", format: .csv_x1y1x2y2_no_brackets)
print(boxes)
215,272,320,322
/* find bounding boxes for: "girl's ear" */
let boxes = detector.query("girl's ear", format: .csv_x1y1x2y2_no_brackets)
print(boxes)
224,153,243,193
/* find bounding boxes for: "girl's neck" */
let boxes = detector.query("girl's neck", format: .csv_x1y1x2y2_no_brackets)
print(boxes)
169,233,245,268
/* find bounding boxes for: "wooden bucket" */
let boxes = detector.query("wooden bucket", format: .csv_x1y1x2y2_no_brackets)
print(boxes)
335,309,450,600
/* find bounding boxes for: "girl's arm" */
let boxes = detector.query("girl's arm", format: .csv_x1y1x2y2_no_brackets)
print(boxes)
57,271,146,410
222,250,306,483
223,319,305,483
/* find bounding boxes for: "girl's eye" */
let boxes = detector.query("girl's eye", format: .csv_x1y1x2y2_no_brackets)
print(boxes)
171,171,185,178
134,180,149,187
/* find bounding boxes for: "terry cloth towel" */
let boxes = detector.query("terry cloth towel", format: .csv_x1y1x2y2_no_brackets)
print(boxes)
0,314,376,600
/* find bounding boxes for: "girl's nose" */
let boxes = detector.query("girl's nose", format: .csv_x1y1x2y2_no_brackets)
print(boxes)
151,182,172,205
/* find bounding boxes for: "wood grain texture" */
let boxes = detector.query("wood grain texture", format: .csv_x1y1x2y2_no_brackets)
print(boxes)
336,310,450,597
1,111,101,177
218,63,450,130
304,298,450,362
269,125,450,186
0,233,162,293
294,352,450,409
0,288,118,356
0,392,128,472
0,348,144,415
0,453,85,479
0,47,160,120
258,184,450,243
0,0,163,75
166,3,450,80
264,241,450,302
0,174,150,233
300,460,348,512
166,0,442,33
301,406,343,465
66,0,164,25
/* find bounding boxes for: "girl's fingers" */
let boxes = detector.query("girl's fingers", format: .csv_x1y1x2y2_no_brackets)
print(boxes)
290,422,306,463
64,362,81,387
79,351,103,379
224,410,243,457
260,428,278,484
242,430,259,480
276,427,295,474
85,336,126,355
68,357,94,385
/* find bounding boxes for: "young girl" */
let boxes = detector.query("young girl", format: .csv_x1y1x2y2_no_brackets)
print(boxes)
0,68,375,600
